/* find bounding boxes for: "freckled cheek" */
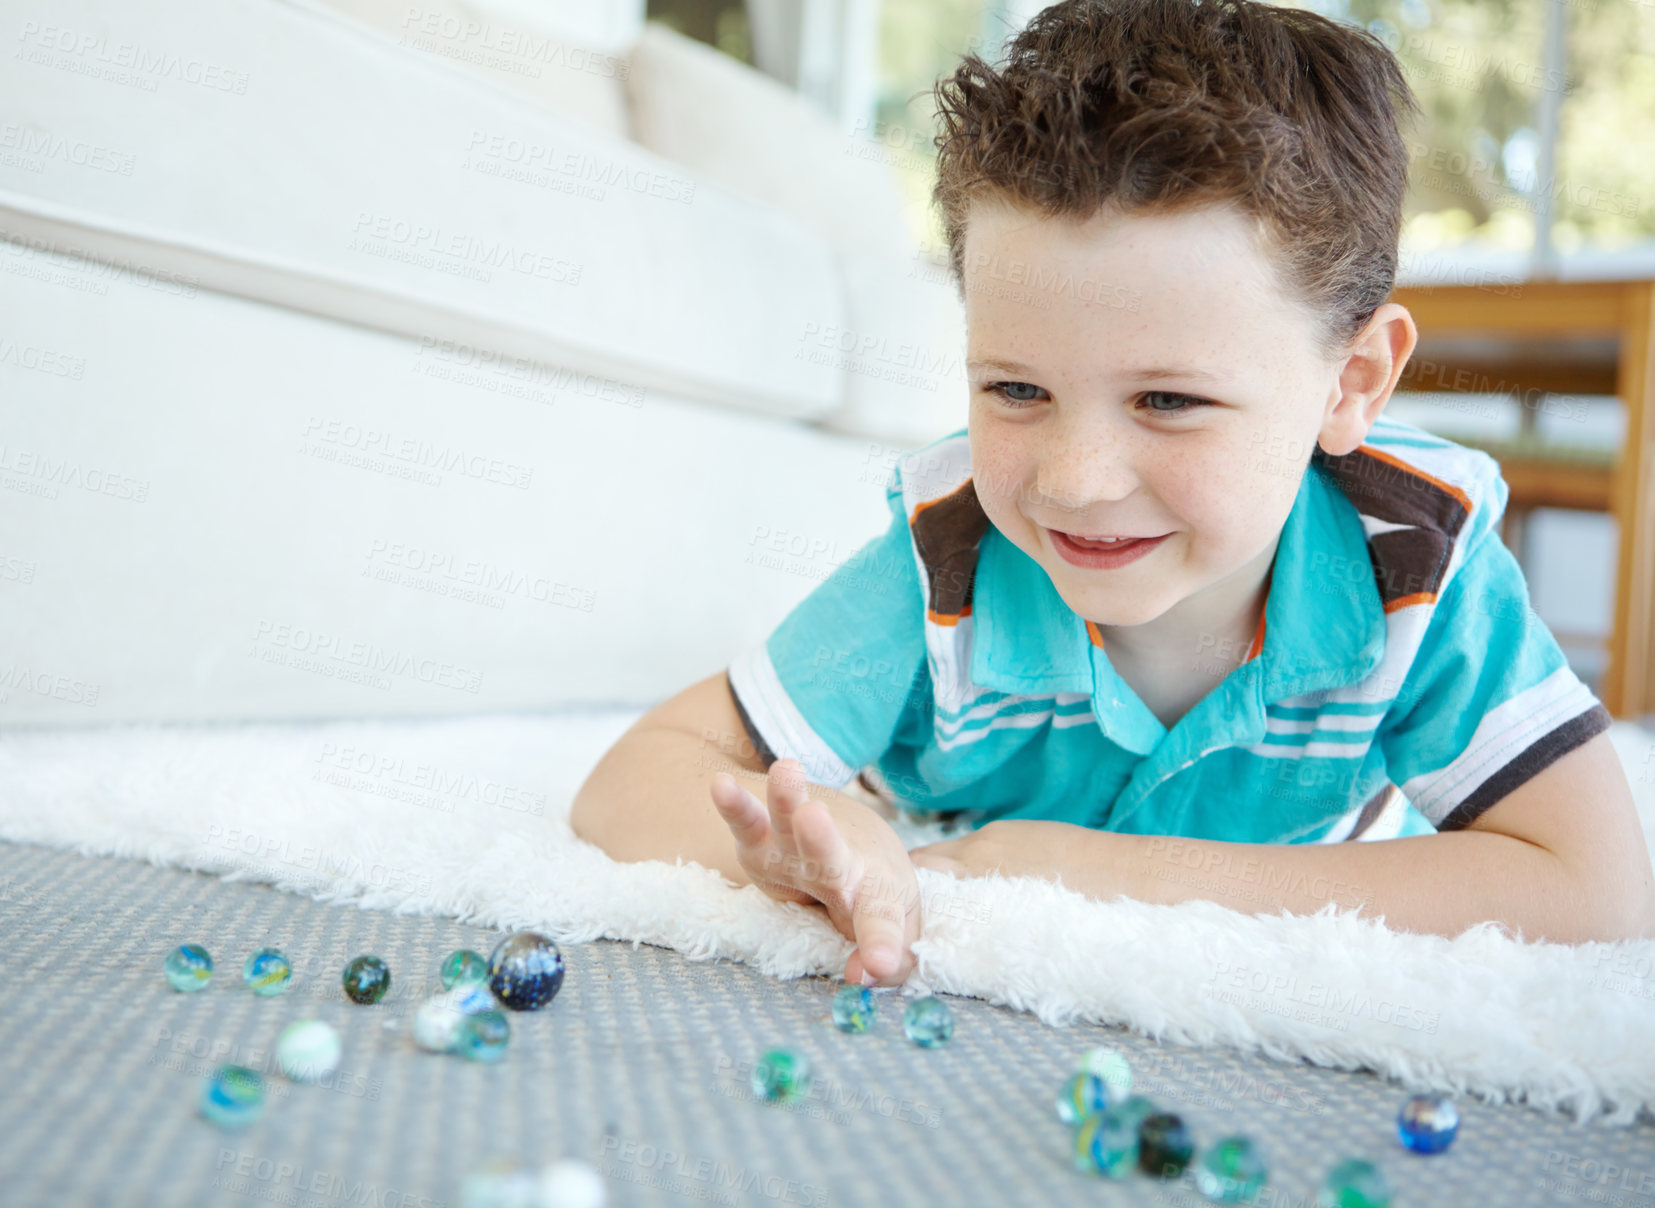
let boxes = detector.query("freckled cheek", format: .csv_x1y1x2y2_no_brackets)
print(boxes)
969,440,1031,527
1159,461,1254,550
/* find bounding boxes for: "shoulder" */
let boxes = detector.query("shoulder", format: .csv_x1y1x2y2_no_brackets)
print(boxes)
1310,413,1509,608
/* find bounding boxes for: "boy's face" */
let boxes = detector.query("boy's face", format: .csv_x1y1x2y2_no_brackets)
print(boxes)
962,197,1352,648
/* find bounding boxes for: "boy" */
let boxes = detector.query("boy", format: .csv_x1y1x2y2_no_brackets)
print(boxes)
571,0,1654,987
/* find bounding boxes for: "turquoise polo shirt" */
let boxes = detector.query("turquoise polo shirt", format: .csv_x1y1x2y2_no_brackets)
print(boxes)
726,418,1612,846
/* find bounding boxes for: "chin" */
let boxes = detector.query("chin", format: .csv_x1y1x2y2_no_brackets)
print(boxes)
1052,583,1166,629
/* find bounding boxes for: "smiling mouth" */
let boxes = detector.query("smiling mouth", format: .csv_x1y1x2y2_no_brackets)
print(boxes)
1045,527,1173,566
1054,530,1164,547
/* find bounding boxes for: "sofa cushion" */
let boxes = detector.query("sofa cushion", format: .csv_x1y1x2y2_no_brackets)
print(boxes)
815,249,971,448
0,235,892,726
1,0,843,423
309,0,634,140
624,21,916,263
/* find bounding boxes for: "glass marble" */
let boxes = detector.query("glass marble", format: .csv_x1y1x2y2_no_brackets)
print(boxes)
1397,1094,1458,1154
1318,1158,1393,1208
242,948,292,996
1110,1094,1158,1133
1077,1047,1133,1100
276,1020,341,1083
487,932,565,1011
456,1009,511,1062
1055,1072,1109,1124
165,944,213,992
1196,1135,1268,1203
200,1065,265,1128
832,985,875,1033
751,1048,813,1104
1072,1102,1140,1177
413,985,495,1053
342,955,391,1004
1139,1112,1195,1178
460,1161,536,1208
442,948,490,990
536,1159,607,1208
903,996,954,1047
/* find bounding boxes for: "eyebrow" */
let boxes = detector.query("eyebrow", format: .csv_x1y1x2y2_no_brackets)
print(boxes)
967,358,1224,383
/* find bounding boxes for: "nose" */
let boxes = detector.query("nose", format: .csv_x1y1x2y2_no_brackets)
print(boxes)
1029,420,1140,516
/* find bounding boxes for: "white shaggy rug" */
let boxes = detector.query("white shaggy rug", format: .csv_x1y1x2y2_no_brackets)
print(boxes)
2,706,1653,1127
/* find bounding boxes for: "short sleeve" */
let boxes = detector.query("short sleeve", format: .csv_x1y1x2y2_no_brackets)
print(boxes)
1376,523,1612,831
725,476,929,789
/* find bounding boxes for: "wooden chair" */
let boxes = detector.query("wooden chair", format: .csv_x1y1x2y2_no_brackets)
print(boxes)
1387,280,1655,721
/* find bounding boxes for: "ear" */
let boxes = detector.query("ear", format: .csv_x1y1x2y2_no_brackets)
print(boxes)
1318,303,1418,458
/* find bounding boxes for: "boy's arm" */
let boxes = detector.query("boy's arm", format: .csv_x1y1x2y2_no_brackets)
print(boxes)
570,671,926,984
568,671,843,884
913,730,1655,942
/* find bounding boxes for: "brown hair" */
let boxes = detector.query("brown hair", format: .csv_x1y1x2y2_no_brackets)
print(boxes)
930,0,1419,357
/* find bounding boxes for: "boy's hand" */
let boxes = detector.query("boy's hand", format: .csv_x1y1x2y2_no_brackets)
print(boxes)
710,758,921,987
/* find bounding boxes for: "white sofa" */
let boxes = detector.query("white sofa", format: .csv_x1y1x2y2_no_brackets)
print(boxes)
0,0,970,727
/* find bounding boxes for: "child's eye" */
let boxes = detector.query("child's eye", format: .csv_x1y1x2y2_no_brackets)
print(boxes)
1139,391,1213,414
984,381,1046,406
981,384,1215,412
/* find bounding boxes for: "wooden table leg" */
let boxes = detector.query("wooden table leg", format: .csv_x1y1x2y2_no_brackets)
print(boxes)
1605,281,1655,720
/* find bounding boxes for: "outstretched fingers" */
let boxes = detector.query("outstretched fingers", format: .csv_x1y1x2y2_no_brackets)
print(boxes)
710,772,771,851
788,793,858,916
848,872,916,985
763,758,814,848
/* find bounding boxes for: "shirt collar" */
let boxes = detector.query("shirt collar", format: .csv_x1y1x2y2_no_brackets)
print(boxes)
968,457,1387,754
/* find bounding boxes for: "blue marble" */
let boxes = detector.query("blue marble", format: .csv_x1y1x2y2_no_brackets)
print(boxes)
342,955,391,1004
164,944,213,992
751,1049,812,1104
456,1009,511,1062
1072,1102,1140,1177
832,985,875,1033
413,985,494,1053
242,948,291,996
441,949,490,990
903,996,954,1047
1397,1094,1458,1154
199,1065,265,1128
487,932,564,1011
1055,1072,1109,1124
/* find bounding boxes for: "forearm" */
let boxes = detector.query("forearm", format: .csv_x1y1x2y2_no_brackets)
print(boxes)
567,726,871,887
1097,828,1653,943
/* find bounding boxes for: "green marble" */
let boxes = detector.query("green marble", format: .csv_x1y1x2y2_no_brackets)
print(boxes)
342,955,390,1004
1317,1158,1392,1208
751,1049,813,1104
1196,1135,1268,1203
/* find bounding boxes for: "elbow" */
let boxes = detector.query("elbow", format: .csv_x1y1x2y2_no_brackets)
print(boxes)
1572,869,1655,944
1605,882,1655,943
568,776,612,852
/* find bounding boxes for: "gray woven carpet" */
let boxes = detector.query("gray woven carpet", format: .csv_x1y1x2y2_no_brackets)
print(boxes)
0,839,1647,1207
